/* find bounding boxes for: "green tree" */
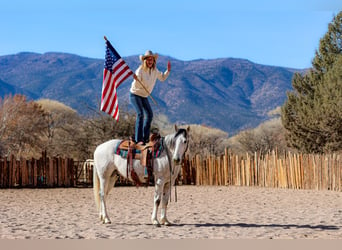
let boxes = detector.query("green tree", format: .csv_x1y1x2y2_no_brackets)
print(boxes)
316,55,342,151
281,12,342,153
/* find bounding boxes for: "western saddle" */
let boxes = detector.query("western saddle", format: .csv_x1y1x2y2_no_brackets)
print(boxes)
116,131,161,186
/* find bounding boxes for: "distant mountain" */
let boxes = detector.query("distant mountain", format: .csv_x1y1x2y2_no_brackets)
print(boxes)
0,78,37,98
0,52,302,135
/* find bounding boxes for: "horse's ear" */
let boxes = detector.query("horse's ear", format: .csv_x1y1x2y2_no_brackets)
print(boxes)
175,124,178,131
187,126,190,132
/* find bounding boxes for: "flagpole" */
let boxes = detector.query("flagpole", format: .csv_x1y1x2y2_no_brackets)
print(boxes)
134,78,158,106
104,36,158,106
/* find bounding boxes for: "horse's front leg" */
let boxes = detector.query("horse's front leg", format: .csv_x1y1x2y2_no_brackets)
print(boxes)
151,180,163,227
99,177,111,224
160,182,172,226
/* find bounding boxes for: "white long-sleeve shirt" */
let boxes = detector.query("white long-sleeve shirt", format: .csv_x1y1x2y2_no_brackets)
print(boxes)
130,66,170,97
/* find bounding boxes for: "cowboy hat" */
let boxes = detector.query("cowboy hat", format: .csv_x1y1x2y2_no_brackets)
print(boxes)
139,50,158,62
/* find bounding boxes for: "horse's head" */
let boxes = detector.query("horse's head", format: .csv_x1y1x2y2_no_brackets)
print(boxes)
171,125,190,164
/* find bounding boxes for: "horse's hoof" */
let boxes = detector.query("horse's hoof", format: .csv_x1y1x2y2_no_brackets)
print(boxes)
102,218,111,224
160,218,172,226
152,219,160,227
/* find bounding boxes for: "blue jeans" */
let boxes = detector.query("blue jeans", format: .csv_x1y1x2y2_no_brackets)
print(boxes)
129,93,153,143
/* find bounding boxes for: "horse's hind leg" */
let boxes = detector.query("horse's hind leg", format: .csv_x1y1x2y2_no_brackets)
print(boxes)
99,170,118,224
106,171,118,196
160,182,172,226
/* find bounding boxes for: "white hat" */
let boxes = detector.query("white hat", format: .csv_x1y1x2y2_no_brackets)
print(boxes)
139,50,158,62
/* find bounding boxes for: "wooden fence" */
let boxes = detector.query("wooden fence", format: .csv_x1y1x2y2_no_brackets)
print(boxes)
1,150,341,191
182,149,341,191
0,153,75,188
0,154,132,188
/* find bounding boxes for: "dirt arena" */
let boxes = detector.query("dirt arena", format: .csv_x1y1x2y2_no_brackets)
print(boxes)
0,186,341,239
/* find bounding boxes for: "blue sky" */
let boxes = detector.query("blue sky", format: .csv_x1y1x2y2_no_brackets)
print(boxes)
0,0,340,69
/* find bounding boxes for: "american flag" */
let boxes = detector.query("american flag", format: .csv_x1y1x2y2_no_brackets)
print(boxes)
100,40,133,121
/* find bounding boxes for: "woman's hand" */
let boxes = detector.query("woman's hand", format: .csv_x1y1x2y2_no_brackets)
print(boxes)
167,61,171,72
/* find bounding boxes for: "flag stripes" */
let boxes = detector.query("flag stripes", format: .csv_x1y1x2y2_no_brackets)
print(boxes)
100,40,133,121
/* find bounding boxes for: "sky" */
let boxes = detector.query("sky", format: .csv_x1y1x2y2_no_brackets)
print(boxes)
0,0,341,69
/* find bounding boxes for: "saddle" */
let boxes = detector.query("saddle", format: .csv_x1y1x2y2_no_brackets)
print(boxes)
117,133,161,165
118,140,150,166
115,132,162,186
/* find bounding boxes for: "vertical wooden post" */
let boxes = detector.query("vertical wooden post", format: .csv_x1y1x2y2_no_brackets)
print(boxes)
338,155,341,192
208,155,212,185
259,154,263,188
9,155,14,187
64,159,69,187
47,158,53,187
3,157,9,188
203,158,206,185
69,158,74,187
21,158,27,187
33,158,37,187
223,148,228,185
216,155,220,185
254,152,257,186
213,155,216,185
194,156,198,185
288,152,293,189
57,157,61,186
246,153,250,186
195,154,201,185
63,158,67,186
0,157,3,188
235,155,239,186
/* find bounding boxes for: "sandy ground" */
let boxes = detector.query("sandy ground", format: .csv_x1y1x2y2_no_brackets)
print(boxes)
0,186,341,239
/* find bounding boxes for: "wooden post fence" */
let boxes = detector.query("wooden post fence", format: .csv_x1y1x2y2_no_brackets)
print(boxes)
186,150,341,191
0,153,75,188
1,150,341,191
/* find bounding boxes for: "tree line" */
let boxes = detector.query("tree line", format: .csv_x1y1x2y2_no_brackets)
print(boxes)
0,96,136,160
0,93,286,160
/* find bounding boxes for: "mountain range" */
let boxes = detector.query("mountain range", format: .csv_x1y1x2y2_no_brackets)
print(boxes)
0,52,303,135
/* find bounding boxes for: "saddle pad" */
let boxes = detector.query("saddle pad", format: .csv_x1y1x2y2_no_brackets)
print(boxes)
115,141,141,158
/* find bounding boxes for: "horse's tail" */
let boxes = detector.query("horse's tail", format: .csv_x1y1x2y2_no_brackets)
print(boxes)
93,162,101,212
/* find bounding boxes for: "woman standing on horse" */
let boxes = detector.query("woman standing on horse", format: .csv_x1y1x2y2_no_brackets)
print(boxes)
130,50,171,145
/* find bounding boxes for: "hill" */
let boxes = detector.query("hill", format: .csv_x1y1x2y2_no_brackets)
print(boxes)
0,52,302,134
